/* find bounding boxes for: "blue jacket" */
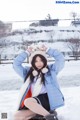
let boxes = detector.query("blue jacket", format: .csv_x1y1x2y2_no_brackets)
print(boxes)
13,48,65,110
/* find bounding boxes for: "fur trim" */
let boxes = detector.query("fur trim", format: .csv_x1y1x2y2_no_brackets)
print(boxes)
17,75,43,110
17,77,31,110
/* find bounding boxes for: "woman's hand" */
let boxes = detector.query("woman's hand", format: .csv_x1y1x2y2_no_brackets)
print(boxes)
38,45,47,52
27,46,34,53
27,45,47,53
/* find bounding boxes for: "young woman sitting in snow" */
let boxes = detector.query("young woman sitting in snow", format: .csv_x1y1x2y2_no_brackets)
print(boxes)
13,45,65,120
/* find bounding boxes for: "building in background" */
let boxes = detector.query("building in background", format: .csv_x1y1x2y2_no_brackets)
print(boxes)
71,20,80,27
0,21,12,37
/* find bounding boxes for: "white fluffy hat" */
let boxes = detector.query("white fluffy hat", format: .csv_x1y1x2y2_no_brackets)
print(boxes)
29,50,47,63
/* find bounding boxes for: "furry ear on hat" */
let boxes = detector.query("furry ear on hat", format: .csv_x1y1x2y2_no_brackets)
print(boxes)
29,50,47,64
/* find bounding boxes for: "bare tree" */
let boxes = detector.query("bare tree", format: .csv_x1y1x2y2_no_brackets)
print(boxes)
0,46,4,64
70,12,77,26
66,38,80,60
46,14,52,20
70,12,77,21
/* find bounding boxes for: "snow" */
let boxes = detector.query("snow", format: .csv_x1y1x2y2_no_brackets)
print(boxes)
0,87,80,120
57,87,80,120
0,60,80,120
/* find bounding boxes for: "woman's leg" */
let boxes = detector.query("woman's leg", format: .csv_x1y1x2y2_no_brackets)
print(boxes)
24,97,50,117
14,110,36,120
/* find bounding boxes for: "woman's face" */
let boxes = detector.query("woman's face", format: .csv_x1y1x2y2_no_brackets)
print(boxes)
35,56,44,70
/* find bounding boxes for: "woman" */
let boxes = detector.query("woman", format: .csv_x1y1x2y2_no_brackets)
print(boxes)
13,45,65,120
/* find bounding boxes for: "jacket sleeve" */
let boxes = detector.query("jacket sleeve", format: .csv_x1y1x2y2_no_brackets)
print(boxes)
13,51,30,79
46,48,65,74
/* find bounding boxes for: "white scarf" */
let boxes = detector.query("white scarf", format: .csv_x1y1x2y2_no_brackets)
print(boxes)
32,75,43,97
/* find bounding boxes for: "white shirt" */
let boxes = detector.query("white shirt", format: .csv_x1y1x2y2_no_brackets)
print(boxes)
31,76,47,95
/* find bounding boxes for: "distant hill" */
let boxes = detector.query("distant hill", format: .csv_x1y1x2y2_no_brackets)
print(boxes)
0,25,80,59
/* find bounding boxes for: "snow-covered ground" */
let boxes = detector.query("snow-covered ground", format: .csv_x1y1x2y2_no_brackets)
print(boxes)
0,60,80,120
0,87,80,120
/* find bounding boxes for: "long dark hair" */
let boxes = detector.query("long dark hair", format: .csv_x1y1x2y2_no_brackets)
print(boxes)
25,54,48,84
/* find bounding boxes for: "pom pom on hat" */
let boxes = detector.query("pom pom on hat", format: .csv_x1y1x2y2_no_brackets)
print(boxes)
32,67,48,76
41,67,48,73
32,70,38,76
